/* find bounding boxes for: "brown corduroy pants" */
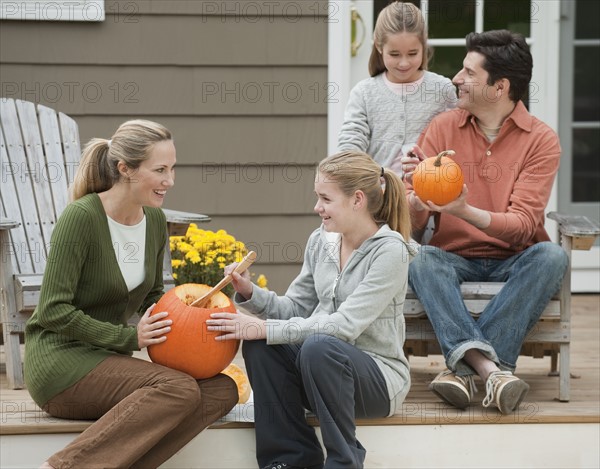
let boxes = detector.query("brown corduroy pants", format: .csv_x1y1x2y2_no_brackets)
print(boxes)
42,354,238,469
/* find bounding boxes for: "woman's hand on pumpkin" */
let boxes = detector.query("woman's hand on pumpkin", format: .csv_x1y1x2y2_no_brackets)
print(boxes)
137,304,173,349
206,311,266,341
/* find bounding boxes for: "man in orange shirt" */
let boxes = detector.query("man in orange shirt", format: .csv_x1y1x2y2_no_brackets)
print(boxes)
401,30,568,415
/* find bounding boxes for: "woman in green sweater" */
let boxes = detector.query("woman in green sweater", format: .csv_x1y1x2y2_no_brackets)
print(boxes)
25,120,238,469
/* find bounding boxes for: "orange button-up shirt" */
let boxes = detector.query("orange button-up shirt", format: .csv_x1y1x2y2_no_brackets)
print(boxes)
408,101,561,259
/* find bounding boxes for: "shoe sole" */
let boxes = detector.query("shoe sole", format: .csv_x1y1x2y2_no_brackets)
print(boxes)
429,382,470,410
496,380,530,414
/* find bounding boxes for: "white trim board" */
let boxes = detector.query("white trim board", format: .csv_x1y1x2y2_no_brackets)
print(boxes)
0,0,105,21
2,423,598,468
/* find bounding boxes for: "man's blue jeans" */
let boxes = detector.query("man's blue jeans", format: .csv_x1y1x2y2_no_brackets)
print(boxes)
408,242,568,376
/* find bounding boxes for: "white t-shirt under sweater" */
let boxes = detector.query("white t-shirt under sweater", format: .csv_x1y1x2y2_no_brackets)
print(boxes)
382,72,424,96
338,71,457,168
107,215,146,292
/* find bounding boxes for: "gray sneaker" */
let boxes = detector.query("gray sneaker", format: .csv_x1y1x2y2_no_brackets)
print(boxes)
482,371,530,414
429,370,477,409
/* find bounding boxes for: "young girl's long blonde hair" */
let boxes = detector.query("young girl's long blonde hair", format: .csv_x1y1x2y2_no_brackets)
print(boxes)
318,151,411,241
70,120,172,201
368,1,430,77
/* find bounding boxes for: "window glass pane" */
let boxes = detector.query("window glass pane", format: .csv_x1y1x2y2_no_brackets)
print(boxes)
572,128,600,203
574,46,600,121
428,46,463,82
576,0,600,39
484,0,530,37
428,0,475,39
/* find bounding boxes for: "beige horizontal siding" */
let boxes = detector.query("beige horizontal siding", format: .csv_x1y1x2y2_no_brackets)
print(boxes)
244,264,301,295
246,264,305,295
0,15,327,66
74,115,327,165
110,0,330,17
1,65,328,115
169,164,317,215
198,214,319,264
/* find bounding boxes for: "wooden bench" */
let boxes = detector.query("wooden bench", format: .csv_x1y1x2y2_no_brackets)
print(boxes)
402,212,600,402
0,98,210,390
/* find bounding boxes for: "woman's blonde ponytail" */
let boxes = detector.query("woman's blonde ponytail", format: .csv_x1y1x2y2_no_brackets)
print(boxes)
69,139,117,201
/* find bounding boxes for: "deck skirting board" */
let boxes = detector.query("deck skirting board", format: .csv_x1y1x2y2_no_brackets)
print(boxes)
1,423,598,469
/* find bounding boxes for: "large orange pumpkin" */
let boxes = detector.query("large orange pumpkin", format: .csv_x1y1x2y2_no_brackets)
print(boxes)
412,150,464,205
148,283,239,379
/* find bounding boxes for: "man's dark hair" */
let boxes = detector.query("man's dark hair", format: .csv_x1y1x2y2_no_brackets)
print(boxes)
466,30,532,103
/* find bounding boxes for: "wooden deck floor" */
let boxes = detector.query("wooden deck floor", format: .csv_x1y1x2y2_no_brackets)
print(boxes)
1,295,598,435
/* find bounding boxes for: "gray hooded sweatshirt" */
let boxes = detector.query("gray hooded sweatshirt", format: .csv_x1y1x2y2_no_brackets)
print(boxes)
235,224,417,416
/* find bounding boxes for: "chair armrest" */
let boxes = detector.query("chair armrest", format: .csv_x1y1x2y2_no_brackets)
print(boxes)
0,218,19,230
162,209,211,236
547,211,600,251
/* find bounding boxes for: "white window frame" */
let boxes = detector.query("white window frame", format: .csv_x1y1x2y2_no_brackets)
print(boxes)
0,0,104,21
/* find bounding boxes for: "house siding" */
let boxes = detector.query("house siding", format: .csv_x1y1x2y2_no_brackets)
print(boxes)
0,0,330,293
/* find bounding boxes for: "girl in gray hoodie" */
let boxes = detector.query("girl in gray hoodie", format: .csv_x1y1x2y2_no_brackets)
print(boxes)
207,151,416,469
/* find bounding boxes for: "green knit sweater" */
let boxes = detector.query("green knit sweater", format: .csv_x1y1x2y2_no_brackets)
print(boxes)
24,193,167,406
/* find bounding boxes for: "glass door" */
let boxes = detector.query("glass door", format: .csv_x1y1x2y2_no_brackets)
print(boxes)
558,0,600,221
557,0,599,291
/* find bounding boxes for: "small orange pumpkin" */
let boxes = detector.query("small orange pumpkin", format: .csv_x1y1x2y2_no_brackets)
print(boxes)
222,363,252,404
412,150,464,205
148,283,239,379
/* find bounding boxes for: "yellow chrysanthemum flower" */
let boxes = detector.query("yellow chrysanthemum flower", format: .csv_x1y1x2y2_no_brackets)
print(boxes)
177,242,194,254
185,249,200,261
256,274,268,289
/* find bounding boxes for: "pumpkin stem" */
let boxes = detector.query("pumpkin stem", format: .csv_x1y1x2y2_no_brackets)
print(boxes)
434,150,456,166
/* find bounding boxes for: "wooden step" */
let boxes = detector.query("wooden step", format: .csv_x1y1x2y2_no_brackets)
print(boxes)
1,295,599,468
